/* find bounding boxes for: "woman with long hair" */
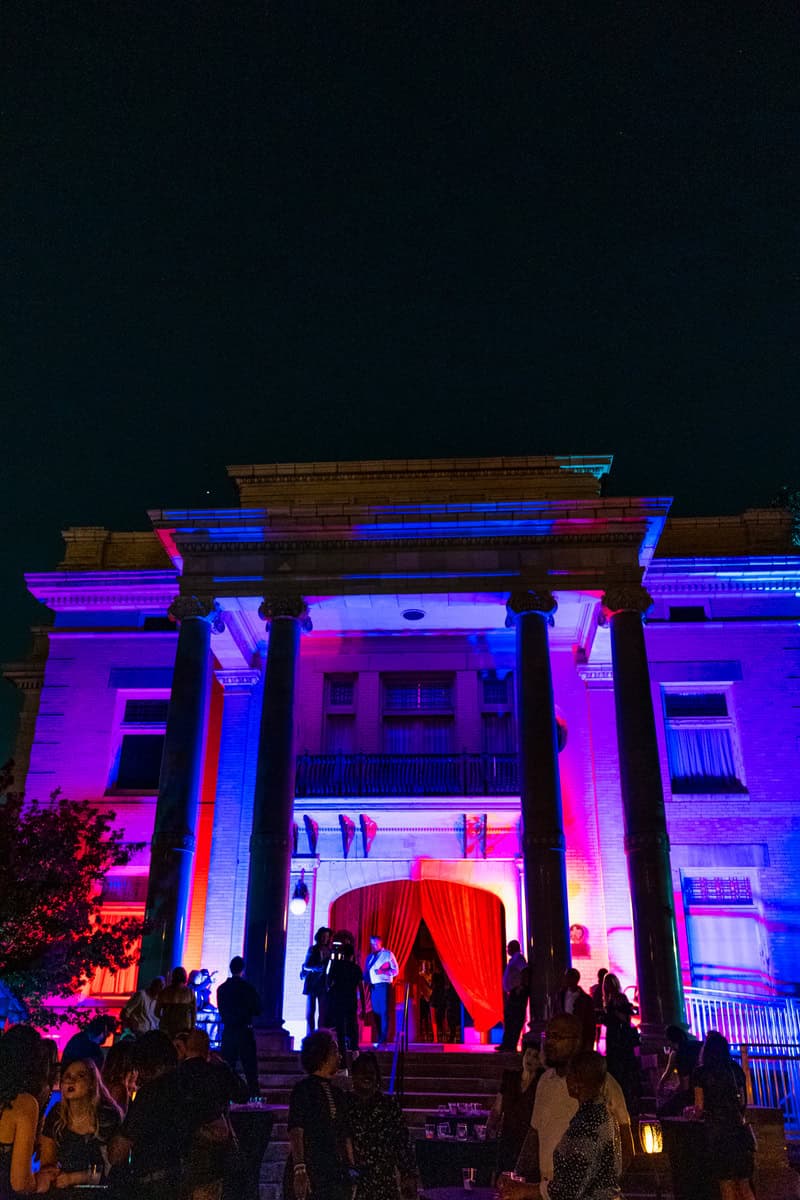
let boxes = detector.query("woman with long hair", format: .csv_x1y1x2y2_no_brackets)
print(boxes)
693,1031,756,1200
600,973,640,1116
101,1041,138,1116
0,1025,56,1197
40,1058,122,1187
156,967,197,1039
486,1040,544,1175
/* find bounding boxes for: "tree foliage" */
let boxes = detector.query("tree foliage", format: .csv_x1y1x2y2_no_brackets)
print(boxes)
0,761,145,1027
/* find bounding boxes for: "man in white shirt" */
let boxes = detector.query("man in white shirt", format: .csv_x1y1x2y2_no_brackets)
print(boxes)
514,1014,634,1197
364,934,399,1046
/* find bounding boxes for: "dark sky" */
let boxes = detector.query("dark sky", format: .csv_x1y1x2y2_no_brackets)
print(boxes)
3,1,800,759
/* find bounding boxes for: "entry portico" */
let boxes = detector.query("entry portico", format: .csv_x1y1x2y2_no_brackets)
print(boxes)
137,454,684,1039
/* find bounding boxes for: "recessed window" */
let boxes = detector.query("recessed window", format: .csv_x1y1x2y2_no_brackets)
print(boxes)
326,676,356,708
116,734,165,791
123,698,170,724
383,675,453,713
482,675,510,706
669,606,708,622
663,690,746,794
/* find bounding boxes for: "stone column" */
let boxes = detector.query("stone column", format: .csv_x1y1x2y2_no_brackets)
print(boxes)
601,585,685,1033
200,668,262,982
139,595,220,984
507,589,571,1021
243,596,311,1042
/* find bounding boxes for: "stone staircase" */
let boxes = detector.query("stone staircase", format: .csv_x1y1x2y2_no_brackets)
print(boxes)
256,1046,507,1200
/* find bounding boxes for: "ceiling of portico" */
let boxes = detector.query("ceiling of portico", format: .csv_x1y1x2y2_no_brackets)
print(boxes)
211,590,602,668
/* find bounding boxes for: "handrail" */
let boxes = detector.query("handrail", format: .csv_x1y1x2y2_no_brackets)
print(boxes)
295,751,519,797
388,982,411,1104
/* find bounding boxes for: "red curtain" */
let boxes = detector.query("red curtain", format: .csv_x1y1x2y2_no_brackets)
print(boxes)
419,880,504,1032
329,881,421,977
329,880,504,1033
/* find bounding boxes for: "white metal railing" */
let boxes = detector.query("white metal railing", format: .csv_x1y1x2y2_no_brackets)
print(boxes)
684,988,800,1134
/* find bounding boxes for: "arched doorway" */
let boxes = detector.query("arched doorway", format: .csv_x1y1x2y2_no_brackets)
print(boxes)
329,879,505,1042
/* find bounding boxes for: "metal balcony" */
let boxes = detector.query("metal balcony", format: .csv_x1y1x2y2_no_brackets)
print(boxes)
294,752,519,798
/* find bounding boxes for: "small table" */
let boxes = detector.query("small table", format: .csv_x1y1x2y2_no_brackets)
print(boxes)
229,1104,275,1200
419,1188,496,1200
415,1137,498,1188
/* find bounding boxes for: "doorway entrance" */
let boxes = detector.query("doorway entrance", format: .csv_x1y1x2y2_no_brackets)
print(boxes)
329,879,505,1044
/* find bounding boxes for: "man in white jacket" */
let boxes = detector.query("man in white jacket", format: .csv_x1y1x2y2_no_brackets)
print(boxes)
364,934,399,1046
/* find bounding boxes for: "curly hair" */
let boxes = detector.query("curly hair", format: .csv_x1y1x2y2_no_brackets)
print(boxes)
300,1029,338,1074
0,1025,45,1115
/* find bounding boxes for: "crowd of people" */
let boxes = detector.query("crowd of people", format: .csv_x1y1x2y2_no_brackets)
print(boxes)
0,960,258,1200
495,946,757,1200
0,935,759,1200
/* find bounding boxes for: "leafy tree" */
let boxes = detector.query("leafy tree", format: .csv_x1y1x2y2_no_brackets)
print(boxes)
0,761,145,1028
770,484,800,547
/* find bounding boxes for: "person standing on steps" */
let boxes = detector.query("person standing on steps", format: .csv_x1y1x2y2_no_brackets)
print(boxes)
301,927,332,1036
364,935,399,1048
217,956,261,1097
499,941,529,1053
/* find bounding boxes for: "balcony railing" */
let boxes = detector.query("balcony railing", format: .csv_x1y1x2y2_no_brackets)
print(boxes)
295,752,519,797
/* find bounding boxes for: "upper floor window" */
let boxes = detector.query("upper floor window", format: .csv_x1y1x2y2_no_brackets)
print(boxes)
481,672,511,707
110,695,167,791
663,690,746,794
383,675,454,713
326,675,356,708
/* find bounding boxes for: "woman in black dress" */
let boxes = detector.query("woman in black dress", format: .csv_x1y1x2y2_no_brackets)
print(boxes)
40,1058,123,1187
348,1053,417,1200
486,1041,543,1175
285,1030,354,1200
600,973,640,1117
692,1031,755,1200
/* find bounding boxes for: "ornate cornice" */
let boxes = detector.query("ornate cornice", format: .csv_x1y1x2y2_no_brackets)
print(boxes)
645,558,800,596
178,531,646,555
576,664,615,686
214,669,261,691
26,570,179,612
258,596,313,631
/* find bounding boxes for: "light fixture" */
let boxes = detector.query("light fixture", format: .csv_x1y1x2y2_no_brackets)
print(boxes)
639,1117,663,1155
402,608,425,621
289,870,309,916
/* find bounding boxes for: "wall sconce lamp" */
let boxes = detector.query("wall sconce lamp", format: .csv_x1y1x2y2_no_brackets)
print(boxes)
289,869,310,916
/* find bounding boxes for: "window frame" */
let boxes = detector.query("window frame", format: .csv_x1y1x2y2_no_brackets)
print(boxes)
661,685,747,797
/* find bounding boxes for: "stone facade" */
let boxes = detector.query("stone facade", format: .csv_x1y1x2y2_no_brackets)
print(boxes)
6,455,800,1045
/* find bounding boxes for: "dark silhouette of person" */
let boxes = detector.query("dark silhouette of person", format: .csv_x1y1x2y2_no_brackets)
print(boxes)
217,955,261,1096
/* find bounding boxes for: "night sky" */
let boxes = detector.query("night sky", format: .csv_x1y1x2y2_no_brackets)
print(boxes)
3,1,800,759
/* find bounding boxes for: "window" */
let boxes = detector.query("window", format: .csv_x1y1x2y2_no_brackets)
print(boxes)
325,714,356,754
116,734,165,790
682,873,771,995
668,606,707,622
481,673,510,706
123,699,170,724
482,712,516,754
383,675,453,713
326,675,356,708
381,674,454,753
663,690,746,794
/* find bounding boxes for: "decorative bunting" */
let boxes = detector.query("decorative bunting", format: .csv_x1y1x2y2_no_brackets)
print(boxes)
303,815,319,855
339,814,356,858
359,814,378,858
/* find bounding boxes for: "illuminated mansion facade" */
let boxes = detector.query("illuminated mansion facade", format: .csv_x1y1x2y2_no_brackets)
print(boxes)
6,455,800,1045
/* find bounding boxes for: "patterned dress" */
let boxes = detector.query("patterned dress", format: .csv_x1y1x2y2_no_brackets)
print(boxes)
347,1092,416,1200
548,1099,622,1200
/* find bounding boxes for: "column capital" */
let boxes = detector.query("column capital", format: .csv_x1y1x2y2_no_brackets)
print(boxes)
506,588,557,625
168,594,225,632
599,584,653,623
258,595,313,632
